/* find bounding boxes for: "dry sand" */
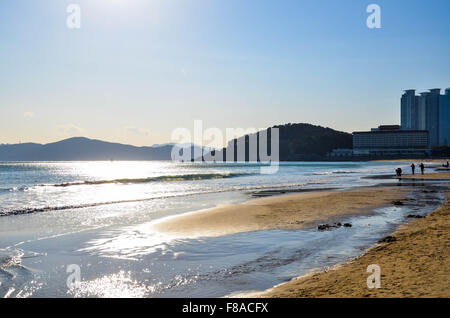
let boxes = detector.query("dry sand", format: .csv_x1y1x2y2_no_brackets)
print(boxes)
260,192,450,298
151,187,408,238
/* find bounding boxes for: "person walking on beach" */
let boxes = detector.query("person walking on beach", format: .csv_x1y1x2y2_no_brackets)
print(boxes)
419,163,425,175
396,167,402,177
411,163,415,175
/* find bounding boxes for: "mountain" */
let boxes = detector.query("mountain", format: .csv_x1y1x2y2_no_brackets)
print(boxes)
0,137,190,161
0,124,352,161
204,123,353,161
275,123,353,160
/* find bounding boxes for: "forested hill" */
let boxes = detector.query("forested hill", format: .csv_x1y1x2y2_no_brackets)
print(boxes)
207,123,353,161
275,123,353,160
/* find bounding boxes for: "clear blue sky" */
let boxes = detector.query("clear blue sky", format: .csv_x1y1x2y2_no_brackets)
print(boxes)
1,0,449,146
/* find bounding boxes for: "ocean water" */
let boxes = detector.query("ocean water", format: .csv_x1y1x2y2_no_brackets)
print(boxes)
0,161,443,297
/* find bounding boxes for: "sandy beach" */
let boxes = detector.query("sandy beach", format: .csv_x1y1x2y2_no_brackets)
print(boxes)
151,171,450,298
151,187,409,238
259,190,450,298
372,159,450,164
401,172,450,180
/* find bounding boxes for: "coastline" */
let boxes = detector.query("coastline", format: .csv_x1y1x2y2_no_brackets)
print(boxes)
258,190,450,298
150,171,450,298
2,162,449,298
151,186,409,238
401,172,450,180
371,159,450,164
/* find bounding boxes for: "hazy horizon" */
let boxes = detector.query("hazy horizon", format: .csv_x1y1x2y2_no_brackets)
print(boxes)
0,122,345,148
1,0,449,147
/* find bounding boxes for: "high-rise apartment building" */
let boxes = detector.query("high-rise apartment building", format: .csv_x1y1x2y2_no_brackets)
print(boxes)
439,88,450,146
426,89,441,146
401,89,419,130
352,87,449,156
401,88,449,147
417,92,428,130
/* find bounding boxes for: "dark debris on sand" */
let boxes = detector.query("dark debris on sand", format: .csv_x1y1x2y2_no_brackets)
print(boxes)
378,236,397,243
317,222,352,231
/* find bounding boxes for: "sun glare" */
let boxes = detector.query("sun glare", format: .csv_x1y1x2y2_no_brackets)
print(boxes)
91,0,159,12
87,0,162,22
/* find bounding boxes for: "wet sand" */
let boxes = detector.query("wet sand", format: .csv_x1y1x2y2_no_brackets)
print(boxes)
401,172,450,180
151,187,408,238
372,159,450,164
260,192,450,298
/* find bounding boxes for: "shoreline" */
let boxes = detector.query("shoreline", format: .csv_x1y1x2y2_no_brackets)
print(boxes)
2,162,449,298
150,185,410,239
364,171,450,181
255,188,450,298
150,172,450,298
371,159,450,164
400,172,450,180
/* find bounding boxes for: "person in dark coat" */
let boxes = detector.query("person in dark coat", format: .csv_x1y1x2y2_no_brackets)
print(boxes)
410,163,415,175
419,163,425,175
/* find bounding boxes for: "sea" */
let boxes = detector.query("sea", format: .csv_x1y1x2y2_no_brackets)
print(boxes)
0,161,446,297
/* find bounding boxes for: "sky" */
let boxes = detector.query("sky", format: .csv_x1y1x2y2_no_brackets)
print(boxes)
1,0,449,147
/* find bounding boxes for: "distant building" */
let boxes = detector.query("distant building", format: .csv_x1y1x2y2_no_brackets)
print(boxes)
401,90,419,130
328,148,353,157
401,88,450,147
417,92,428,130
439,88,450,146
371,125,401,132
353,126,429,156
354,87,448,156
426,89,441,146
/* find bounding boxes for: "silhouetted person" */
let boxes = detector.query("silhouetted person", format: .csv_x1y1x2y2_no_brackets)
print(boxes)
419,163,425,175
410,163,415,175
396,168,402,177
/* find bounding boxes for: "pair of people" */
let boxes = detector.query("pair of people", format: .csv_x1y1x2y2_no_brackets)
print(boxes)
410,163,425,175
442,161,450,168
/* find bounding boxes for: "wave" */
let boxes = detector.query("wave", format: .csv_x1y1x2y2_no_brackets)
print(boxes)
0,185,248,217
0,197,176,217
0,173,253,192
0,251,23,269
44,172,252,187
0,180,327,218
0,186,29,193
314,170,358,175
0,248,40,269
333,170,358,174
